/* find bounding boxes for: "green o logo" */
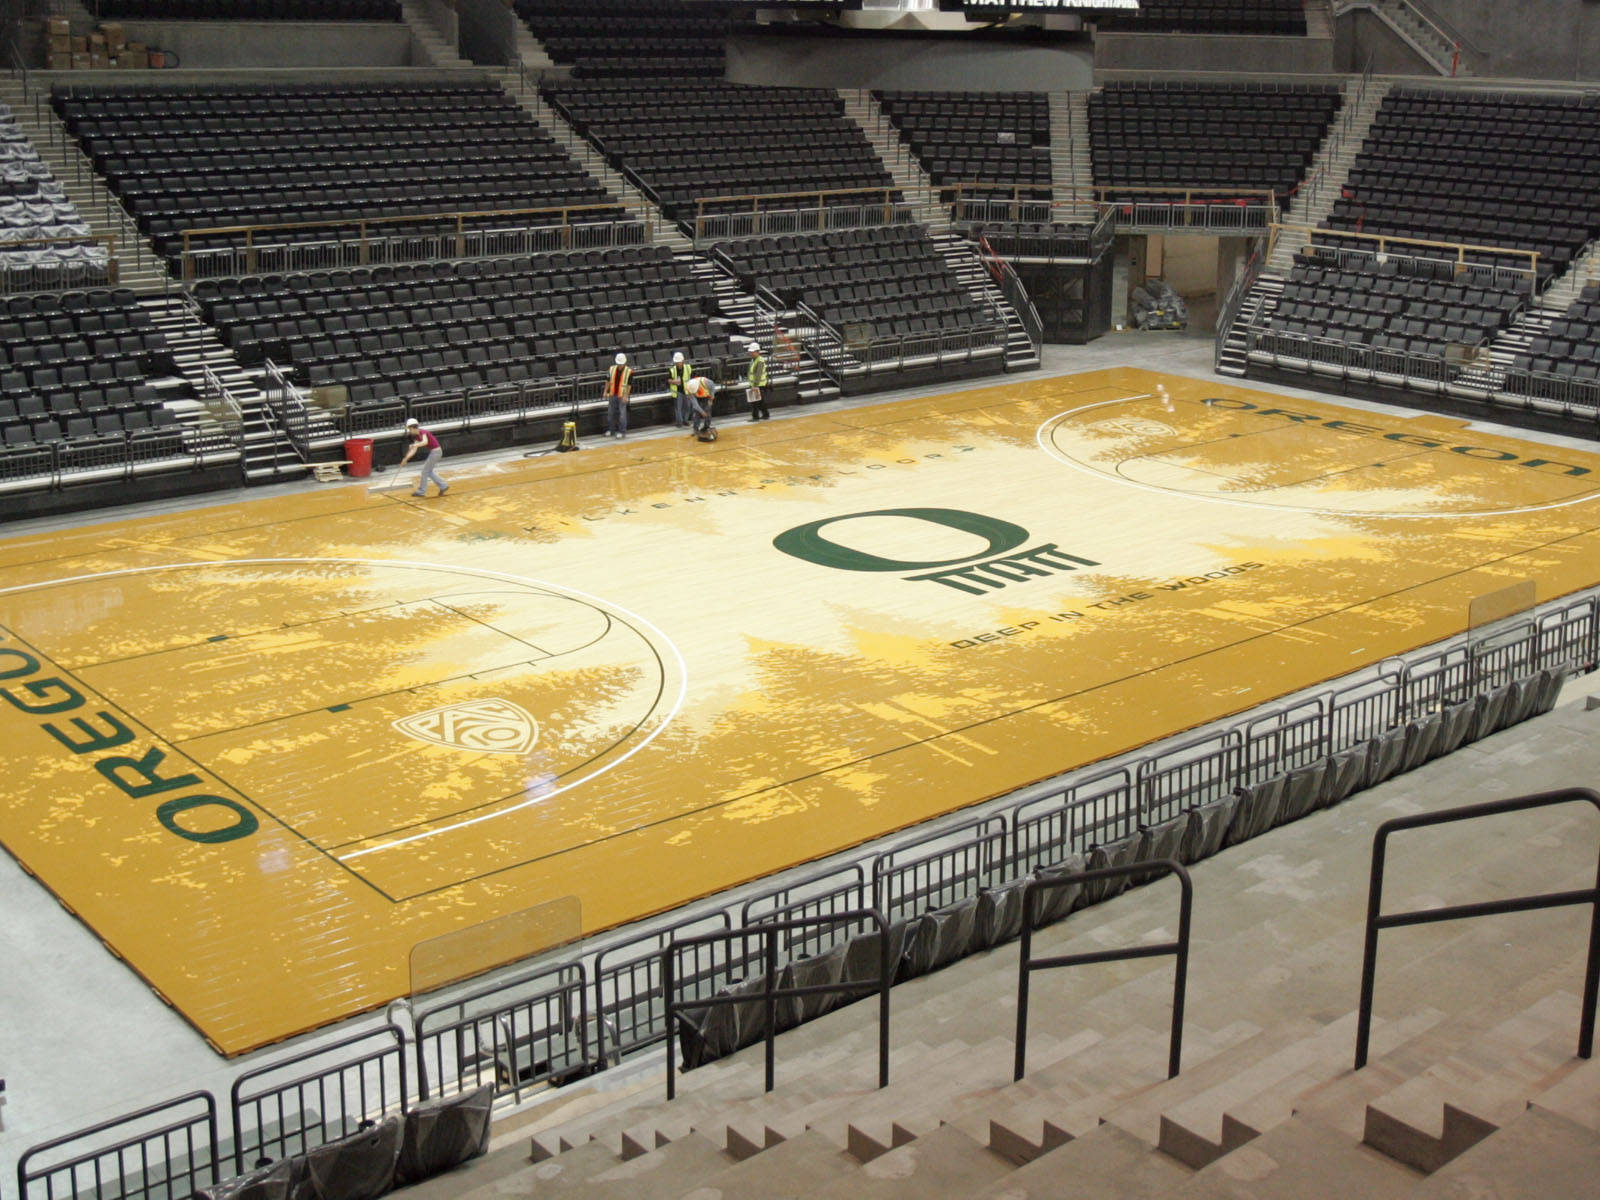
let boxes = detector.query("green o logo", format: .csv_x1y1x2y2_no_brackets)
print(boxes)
773,507,1030,573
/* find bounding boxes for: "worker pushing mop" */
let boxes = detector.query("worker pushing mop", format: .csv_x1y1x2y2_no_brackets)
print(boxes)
396,417,449,497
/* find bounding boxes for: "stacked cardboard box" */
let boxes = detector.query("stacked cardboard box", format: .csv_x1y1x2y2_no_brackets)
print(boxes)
44,18,155,71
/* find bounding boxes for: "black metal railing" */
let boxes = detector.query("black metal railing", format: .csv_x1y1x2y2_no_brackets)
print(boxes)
229,1026,407,1175
1015,861,1193,1081
413,963,588,1104
873,815,1008,925
741,863,873,962
17,1092,221,1200
592,910,739,1065
1354,787,1600,1069
663,911,892,1100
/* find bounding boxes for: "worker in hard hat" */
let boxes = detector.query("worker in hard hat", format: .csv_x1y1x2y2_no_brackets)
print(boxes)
604,351,632,439
685,374,716,439
667,350,693,427
745,341,770,422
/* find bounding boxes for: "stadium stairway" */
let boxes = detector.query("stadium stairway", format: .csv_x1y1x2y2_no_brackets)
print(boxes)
932,232,1042,372
1331,0,1470,77
1049,91,1097,219
382,688,1600,1198
142,295,302,482
1214,278,1283,377
683,253,840,405
1304,0,1336,41
1267,76,1392,275
0,77,169,294
1462,239,1600,402
1220,73,1389,378
502,79,695,253
839,90,945,230
399,0,476,70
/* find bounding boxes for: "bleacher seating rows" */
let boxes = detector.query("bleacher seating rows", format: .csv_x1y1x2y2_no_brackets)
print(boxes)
1327,89,1600,277
0,289,191,462
1260,252,1525,361
875,91,1051,194
514,0,727,79
52,82,623,263
711,226,989,337
1098,0,1307,36
1090,81,1340,201
192,246,726,402
86,1,401,18
1505,283,1600,395
546,82,896,225
0,103,103,283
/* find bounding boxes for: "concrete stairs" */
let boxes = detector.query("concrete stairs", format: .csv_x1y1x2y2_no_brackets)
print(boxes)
685,253,840,406
1216,276,1284,377
1267,76,1393,275
505,11,559,72
932,232,1041,372
496,75,693,253
141,295,301,482
1467,240,1600,400
1333,0,1469,78
1048,91,1098,220
0,77,169,294
838,89,944,230
1305,0,1336,41
399,0,475,70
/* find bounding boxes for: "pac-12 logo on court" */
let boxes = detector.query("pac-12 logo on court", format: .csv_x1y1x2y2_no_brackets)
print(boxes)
394,698,539,754
773,507,1098,596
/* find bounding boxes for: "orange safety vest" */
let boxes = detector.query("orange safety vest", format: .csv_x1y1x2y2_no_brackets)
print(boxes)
606,364,632,397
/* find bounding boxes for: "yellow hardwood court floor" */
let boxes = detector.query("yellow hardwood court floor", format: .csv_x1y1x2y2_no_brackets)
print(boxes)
2,367,1598,1054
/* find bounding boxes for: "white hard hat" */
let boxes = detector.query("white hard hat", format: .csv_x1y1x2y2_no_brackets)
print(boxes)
614,352,627,365
747,341,761,353
404,417,418,427
672,351,684,364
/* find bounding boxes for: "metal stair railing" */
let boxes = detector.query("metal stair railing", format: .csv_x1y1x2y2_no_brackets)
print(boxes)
1015,860,1193,1081
662,910,892,1100
1354,787,1600,1069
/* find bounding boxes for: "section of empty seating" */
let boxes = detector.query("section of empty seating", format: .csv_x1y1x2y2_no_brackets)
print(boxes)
53,81,624,266
192,247,725,414
513,0,727,79
0,289,204,482
1502,283,1600,409
1327,89,1600,279
0,103,104,288
87,1,401,17
545,82,896,227
1097,0,1308,35
969,219,1100,261
875,91,1051,196
710,225,992,340
1090,81,1340,201
1251,250,1526,372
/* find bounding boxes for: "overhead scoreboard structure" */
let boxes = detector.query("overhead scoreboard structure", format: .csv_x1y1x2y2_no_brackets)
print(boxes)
1,367,1598,1055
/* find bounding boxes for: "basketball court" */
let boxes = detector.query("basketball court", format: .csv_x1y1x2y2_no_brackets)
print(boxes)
2,365,1598,1056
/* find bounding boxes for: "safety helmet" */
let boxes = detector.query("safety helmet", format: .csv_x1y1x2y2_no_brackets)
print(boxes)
614,352,627,365
404,417,418,427
672,351,684,363
747,341,761,353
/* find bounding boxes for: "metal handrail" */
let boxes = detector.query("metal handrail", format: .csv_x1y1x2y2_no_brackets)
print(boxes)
1283,223,1541,281
178,203,641,277
229,1024,407,1174
694,200,922,246
16,1091,220,1200
663,910,892,1100
1354,788,1600,1069
1016,860,1193,1081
